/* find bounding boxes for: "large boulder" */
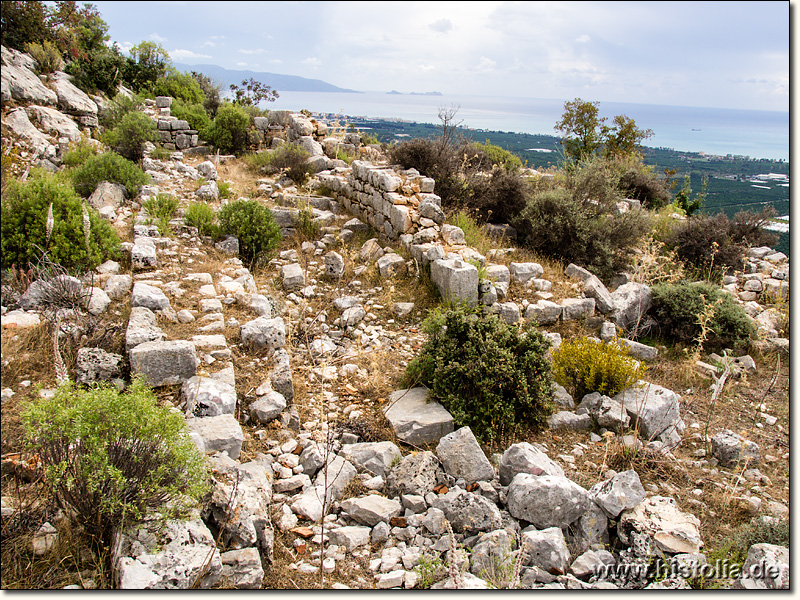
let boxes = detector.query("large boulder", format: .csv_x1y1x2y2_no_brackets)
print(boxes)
125,306,164,351
340,441,402,478
498,442,565,486
2,108,53,154
614,383,684,447
430,488,502,534
25,105,81,141
711,429,760,468
736,543,789,589
187,414,243,460
50,71,98,124
383,387,454,445
506,473,593,529
589,470,646,518
240,317,285,351
521,527,571,574
112,511,222,589
611,282,652,333
131,282,171,312
340,495,402,527
75,347,123,385
618,496,703,554
385,450,443,498
435,427,495,485
182,376,237,418
1,60,58,105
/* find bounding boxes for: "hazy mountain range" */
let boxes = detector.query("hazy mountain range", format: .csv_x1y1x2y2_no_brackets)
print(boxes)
173,63,360,93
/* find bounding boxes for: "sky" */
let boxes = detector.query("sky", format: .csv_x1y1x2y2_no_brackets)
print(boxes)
90,1,790,112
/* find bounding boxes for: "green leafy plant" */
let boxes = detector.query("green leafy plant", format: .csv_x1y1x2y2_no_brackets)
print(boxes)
360,131,379,146
70,151,149,198
404,305,554,443
205,103,251,155
1,169,120,271
98,92,146,129
22,378,209,542
184,201,218,237
24,39,63,73
651,281,756,351
61,137,99,168
295,206,320,241
551,337,646,401
102,110,157,162
263,143,313,184
152,68,205,104
217,199,281,268
142,193,179,236
170,98,212,138
471,140,523,171
217,181,233,200
414,551,448,589
243,151,271,173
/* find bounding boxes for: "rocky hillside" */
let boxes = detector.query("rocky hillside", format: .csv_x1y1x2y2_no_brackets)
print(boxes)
0,46,790,590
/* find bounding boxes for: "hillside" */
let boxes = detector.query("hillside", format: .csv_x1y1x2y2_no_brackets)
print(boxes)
174,63,361,94
0,44,790,591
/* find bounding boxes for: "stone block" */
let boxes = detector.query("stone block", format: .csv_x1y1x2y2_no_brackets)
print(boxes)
129,340,197,386
430,257,478,307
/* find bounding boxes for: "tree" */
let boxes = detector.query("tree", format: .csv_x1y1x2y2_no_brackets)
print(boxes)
229,77,278,106
602,114,654,157
125,40,170,91
192,70,223,117
555,98,653,162
554,98,605,162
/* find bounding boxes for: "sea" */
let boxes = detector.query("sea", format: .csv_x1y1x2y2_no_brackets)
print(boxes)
262,91,789,162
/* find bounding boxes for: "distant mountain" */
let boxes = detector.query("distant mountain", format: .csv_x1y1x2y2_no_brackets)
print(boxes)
173,63,360,94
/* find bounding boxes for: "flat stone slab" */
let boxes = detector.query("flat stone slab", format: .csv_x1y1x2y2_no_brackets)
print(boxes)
129,340,197,386
383,388,454,445
187,414,243,460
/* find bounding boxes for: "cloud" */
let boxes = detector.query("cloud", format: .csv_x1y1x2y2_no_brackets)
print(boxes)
474,56,496,73
429,18,453,33
303,57,322,68
575,34,591,44
149,33,167,43
239,48,268,55
170,49,212,60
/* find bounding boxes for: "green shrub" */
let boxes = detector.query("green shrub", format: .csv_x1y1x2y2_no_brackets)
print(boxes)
263,143,313,184
551,337,646,401
404,306,554,443
205,103,250,155
619,166,671,210
65,43,128,97
102,110,157,162
217,199,281,267
467,167,529,224
651,281,756,350
184,202,217,237
24,40,63,73
22,379,209,541
170,99,211,138
725,517,789,564
217,181,233,200
1,169,120,271
513,184,650,280
98,92,146,129
71,152,149,198
62,137,99,168
142,193,179,235
152,69,206,104
361,131,379,146
472,140,523,171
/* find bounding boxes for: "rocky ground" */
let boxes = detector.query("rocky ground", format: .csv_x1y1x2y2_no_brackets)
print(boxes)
0,74,790,588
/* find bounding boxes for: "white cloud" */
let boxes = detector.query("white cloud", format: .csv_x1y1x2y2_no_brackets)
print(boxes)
474,56,496,73
575,34,591,44
170,49,212,60
268,58,283,65
149,33,167,43
303,57,322,68
239,48,268,55
429,18,453,33
418,64,436,72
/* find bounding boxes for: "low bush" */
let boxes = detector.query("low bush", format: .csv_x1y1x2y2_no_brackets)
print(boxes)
467,166,529,224
619,166,671,210
471,140,523,171
261,143,313,184
404,306,554,443
205,103,250,155
184,201,217,237
170,99,211,138
650,281,756,350
217,199,281,267
61,137,98,168
98,92,146,130
24,40,63,73
725,517,789,564
217,181,233,200
70,152,149,198
152,69,206,104
1,170,120,271
551,337,646,401
142,193,179,235
513,187,651,280
102,110,157,162
65,43,128,97
22,379,209,541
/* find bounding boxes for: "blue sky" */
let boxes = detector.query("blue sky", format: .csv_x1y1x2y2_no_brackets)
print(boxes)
90,1,789,112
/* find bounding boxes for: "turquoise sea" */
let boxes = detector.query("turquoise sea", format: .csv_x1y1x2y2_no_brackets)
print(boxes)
264,91,789,162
